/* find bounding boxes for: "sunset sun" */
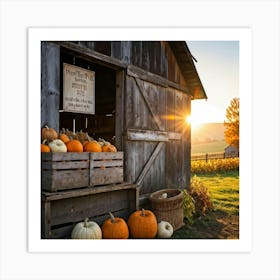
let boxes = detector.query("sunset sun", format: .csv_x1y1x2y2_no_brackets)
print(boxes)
185,115,204,129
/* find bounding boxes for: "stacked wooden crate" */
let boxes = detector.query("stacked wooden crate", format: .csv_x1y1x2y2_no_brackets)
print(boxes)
41,152,139,239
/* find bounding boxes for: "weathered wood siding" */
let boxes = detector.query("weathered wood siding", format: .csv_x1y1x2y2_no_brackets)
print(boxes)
71,41,188,86
124,72,191,196
41,42,60,131
41,41,192,196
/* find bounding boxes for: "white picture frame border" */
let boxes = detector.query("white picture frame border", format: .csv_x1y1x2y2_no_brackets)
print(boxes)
28,27,252,253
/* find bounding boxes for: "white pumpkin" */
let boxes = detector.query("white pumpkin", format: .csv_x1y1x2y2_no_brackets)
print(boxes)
157,221,173,238
71,218,102,239
48,139,67,153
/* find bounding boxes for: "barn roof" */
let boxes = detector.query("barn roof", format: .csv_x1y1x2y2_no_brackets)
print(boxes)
169,41,207,100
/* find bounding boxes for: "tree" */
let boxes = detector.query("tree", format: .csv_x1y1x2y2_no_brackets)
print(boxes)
224,97,239,149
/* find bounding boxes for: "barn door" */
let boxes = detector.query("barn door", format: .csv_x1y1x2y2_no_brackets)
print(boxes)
124,71,190,199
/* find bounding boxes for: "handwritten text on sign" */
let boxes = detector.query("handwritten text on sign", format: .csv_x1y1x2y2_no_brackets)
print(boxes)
63,63,95,114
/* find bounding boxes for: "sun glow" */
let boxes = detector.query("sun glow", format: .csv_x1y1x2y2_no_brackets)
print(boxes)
185,115,205,130
185,115,192,124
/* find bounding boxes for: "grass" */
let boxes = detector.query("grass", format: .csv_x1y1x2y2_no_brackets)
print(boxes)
198,171,239,215
171,170,239,239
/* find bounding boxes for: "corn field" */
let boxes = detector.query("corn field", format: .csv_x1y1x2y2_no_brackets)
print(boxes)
191,158,239,174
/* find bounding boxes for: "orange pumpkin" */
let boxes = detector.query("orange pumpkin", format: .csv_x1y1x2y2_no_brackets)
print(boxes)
59,133,70,143
102,143,117,152
83,141,102,152
99,138,117,152
41,140,50,152
101,212,129,239
66,139,83,152
41,125,58,142
128,209,158,239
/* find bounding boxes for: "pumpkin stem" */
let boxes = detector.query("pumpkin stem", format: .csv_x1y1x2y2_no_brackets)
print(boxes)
109,212,116,223
44,125,50,130
141,208,145,217
84,218,89,227
42,139,48,145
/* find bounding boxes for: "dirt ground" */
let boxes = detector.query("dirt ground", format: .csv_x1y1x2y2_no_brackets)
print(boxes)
171,210,239,239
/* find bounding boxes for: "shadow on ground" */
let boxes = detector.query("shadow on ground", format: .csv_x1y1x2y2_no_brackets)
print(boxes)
171,210,239,239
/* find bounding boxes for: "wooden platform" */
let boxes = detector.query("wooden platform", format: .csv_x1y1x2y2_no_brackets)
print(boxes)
41,182,139,239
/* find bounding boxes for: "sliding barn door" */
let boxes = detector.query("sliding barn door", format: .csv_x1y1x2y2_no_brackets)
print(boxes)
124,73,191,197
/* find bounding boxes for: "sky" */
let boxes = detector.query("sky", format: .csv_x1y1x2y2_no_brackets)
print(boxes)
186,41,239,125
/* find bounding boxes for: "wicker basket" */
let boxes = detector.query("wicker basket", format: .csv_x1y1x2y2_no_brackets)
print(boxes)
149,189,184,231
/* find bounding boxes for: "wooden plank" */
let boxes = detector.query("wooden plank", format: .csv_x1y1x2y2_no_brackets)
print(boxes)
136,142,165,186
42,169,89,192
167,131,182,140
90,152,123,160
41,201,51,238
41,152,89,161
91,160,123,168
127,63,190,94
127,128,181,142
41,160,89,170
115,69,125,150
42,182,136,201
127,129,168,142
127,64,168,88
111,41,122,60
182,94,191,189
131,41,142,67
41,42,60,131
56,41,126,70
132,186,140,211
134,77,164,131
50,189,131,226
121,41,131,64
89,152,124,186
90,167,123,186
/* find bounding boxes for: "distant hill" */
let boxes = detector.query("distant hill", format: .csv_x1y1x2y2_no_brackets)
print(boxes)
191,123,225,144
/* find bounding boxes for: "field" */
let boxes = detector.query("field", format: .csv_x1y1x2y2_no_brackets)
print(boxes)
198,171,239,215
191,140,227,155
172,168,239,239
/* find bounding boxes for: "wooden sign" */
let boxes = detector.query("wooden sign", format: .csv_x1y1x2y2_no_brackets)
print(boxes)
63,63,95,114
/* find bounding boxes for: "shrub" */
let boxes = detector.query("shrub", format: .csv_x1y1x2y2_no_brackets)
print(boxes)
189,176,214,216
182,189,196,224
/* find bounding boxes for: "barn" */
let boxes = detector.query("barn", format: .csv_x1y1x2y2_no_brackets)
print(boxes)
41,41,207,238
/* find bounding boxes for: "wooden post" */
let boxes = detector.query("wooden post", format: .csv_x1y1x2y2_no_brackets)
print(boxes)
41,42,60,132
206,153,208,162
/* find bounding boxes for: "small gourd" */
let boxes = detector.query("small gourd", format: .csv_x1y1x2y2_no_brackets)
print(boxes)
157,221,173,238
71,218,102,239
99,138,117,152
48,139,67,152
59,133,70,143
41,139,50,152
101,212,129,239
41,125,58,142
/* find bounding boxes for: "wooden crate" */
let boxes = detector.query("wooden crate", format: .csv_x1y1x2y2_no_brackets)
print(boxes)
41,152,124,192
41,152,90,192
90,152,124,186
41,183,139,239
